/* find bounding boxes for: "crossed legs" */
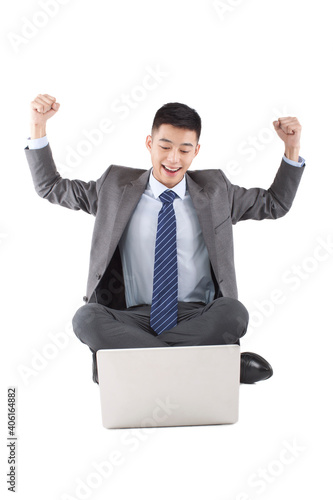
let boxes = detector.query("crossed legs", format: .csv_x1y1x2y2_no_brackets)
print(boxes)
72,297,249,382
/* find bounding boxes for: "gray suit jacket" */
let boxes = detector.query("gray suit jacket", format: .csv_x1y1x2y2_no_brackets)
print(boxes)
25,144,305,307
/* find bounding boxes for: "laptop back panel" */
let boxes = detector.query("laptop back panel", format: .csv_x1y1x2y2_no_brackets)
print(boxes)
97,344,240,428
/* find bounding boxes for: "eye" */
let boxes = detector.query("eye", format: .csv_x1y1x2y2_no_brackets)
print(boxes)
160,146,170,150
181,150,190,154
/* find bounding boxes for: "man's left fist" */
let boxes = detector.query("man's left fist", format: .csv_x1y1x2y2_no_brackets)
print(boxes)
273,116,301,161
273,116,301,148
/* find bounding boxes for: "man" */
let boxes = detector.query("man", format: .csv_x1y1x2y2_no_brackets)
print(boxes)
25,94,305,385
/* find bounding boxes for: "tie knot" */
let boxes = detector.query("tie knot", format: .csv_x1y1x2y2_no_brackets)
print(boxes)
159,190,176,205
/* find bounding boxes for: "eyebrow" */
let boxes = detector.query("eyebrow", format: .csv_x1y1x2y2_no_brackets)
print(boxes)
158,138,194,147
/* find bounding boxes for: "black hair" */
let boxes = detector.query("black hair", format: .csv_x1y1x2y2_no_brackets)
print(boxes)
152,102,201,142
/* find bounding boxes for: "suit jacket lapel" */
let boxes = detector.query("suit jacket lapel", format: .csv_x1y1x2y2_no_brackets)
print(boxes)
186,173,219,281
105,169,150,265
104,169,219,285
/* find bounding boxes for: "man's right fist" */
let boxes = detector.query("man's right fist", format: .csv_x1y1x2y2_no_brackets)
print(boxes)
31,94,60,124
30,94,60,139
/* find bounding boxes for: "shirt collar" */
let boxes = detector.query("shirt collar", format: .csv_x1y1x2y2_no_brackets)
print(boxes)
148,168,186,200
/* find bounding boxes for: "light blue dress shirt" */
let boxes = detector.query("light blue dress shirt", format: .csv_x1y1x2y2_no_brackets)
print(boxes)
27,136,305,307
118,171,216,307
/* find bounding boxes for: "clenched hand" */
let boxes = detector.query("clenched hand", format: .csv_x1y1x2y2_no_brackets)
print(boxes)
30,94,60,139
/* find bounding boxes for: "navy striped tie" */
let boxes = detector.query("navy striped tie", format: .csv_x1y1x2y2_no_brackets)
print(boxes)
150,190,178,335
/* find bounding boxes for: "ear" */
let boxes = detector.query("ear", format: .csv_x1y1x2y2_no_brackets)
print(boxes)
194,143,200,157
145,135,152,152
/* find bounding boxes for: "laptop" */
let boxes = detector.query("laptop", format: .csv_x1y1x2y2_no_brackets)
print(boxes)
97,344,240,428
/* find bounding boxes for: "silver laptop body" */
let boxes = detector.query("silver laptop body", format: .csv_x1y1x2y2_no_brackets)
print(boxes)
97,344,240,428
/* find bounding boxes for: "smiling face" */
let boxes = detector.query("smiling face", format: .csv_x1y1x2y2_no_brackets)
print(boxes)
145,124,200,188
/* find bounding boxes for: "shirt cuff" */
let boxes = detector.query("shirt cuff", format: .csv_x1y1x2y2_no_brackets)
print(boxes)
283,154,305,167
27,135,49,150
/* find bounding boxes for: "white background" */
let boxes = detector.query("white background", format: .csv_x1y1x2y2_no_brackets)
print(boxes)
1,0,332,499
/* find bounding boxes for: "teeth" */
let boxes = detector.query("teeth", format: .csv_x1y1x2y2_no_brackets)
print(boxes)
163,165,180,172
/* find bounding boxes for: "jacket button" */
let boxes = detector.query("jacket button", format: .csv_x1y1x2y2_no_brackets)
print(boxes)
83,296,88,303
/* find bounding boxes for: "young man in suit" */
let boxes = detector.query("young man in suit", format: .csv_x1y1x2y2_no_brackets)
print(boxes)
26,94,305,384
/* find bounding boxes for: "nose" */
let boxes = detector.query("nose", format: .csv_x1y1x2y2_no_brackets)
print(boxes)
167,148,180,164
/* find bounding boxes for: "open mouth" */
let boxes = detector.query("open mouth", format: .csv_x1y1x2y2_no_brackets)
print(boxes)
162,164,181,174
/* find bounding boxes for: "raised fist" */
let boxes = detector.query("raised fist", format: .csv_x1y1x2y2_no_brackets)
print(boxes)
273,116,301,149
31,94,60,125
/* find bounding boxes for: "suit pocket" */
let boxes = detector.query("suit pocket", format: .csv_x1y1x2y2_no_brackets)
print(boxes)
214,215,231,234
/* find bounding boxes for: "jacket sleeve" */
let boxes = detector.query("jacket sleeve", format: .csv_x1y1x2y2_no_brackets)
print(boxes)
25,143,110,216
220,158,305,224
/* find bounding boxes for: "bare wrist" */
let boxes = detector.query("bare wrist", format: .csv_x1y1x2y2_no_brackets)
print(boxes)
284,146,300,162
30,123,47,139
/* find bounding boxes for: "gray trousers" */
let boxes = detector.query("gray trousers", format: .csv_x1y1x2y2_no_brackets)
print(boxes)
72,297,249,383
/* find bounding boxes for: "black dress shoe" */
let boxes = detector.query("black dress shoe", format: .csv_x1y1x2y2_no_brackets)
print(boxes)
240,352,273,384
